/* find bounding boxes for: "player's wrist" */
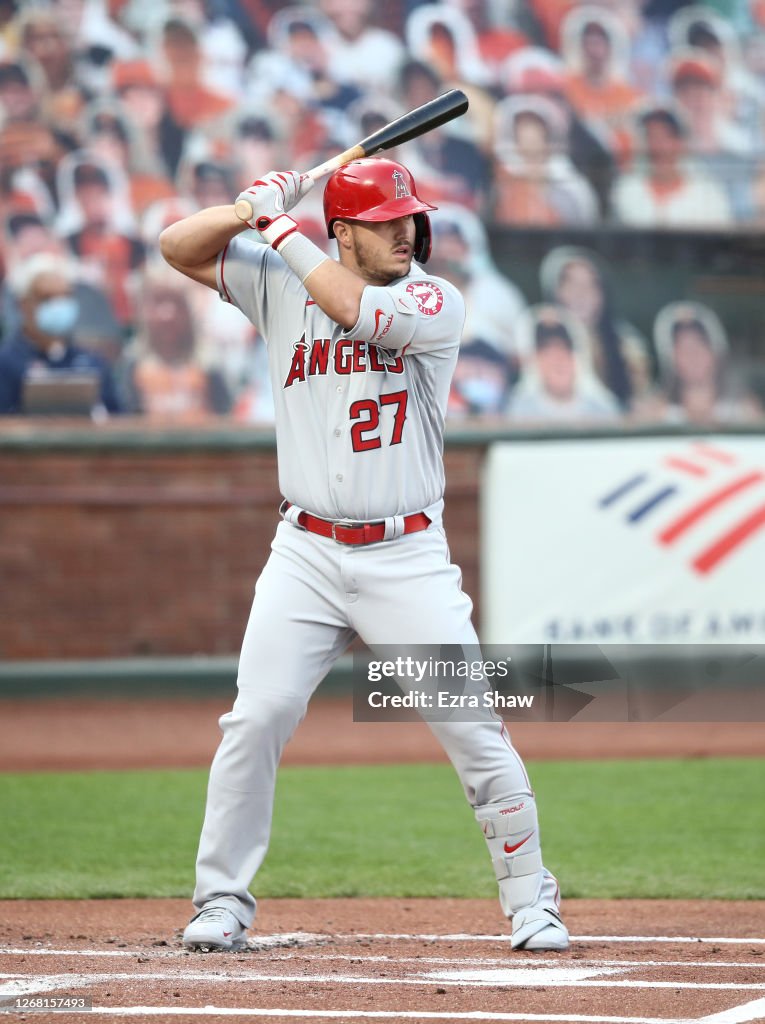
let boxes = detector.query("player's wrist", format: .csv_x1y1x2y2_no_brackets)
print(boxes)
255,213,299,249
275,231,329,283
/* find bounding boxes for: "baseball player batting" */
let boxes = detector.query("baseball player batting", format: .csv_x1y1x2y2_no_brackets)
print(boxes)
159,157,569,954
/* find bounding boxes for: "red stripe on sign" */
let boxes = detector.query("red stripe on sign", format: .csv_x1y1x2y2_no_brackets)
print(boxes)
664,457,708,477
692,442,737,465
658,471,764,545
693,501,765,574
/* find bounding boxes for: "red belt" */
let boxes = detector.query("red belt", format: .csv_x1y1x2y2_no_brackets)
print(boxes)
286,504,431,545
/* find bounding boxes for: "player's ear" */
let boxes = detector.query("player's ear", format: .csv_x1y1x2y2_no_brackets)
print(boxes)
333,220,353,252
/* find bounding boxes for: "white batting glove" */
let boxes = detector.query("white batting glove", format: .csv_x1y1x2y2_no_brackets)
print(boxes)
235,171,314,249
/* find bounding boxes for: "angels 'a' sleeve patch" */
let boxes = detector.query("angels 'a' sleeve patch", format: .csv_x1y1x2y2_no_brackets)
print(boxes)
406,280,444,316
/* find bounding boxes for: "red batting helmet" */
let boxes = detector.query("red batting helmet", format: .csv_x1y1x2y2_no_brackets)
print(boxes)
323,158,437,264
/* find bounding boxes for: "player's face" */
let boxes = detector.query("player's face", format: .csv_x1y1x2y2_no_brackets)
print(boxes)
340,215,416,285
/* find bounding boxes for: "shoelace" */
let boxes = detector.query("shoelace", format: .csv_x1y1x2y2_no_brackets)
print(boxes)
196,908,231,922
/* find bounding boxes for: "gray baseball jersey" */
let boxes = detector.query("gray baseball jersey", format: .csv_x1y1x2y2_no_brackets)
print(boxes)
217,236,465,520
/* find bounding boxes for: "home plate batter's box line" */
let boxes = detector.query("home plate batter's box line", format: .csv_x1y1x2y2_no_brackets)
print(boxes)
214,953,765,970
2,950,764,970
2,970,764,993
7,931,763,954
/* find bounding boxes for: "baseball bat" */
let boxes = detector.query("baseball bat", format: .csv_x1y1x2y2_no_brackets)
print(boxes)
234,89,469,223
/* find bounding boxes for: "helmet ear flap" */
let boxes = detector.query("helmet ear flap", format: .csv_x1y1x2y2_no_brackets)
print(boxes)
414,213,431,264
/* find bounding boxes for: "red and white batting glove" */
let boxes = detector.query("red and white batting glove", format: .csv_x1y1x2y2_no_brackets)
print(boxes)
235,171,314,249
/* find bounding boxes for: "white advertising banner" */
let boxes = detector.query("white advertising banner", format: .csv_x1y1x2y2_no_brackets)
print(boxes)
482,436,765,644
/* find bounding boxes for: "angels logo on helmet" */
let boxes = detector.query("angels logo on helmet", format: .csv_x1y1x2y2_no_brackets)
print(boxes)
392,169,411,200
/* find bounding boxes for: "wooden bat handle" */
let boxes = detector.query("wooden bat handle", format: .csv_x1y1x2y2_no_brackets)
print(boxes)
302,143,365,183
234,144,366,223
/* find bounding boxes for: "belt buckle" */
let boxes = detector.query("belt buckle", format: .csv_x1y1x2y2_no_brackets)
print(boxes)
331,519,365,543
331,520,354,543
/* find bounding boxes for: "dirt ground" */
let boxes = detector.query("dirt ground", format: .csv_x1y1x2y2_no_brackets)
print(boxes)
1,898,764,1023
1,695,764,770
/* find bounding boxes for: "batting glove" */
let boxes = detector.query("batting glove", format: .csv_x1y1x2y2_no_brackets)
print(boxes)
235,171,314,249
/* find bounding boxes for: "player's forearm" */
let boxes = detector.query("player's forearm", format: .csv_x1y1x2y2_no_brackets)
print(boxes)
159,206,247,268
268,229,364,330
301,256,365,330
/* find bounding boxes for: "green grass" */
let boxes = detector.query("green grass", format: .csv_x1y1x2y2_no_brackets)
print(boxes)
1,759,763,900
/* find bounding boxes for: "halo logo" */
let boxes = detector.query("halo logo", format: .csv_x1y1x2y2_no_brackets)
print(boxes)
392,169,411,199
406,280,444,316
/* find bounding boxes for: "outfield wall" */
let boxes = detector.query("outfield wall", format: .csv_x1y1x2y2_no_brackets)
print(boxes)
1,420,762,663
0,420,480,660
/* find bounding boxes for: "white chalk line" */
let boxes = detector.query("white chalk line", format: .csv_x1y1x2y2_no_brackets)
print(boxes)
699,999,765,1024
1,969,764,994
3,931,765,958
0,949,134,957
237,952,765,971
237,950,765,966
0,933,317,958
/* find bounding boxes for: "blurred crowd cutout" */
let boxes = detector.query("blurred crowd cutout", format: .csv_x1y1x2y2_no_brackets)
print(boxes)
0,0,762,425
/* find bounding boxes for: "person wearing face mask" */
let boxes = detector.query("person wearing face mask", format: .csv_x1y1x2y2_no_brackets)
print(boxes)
0,253,122,415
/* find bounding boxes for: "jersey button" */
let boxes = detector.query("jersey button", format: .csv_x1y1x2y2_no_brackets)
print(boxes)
336,473,343,482
334,429,341,437
336,385,342,393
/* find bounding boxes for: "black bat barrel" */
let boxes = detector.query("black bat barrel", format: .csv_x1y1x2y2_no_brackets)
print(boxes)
358,89,469,156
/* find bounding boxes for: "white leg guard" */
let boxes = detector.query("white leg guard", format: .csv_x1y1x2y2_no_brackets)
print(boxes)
475,796,569,952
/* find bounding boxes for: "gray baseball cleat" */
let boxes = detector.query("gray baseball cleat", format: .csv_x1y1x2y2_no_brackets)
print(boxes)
182,907,248,951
